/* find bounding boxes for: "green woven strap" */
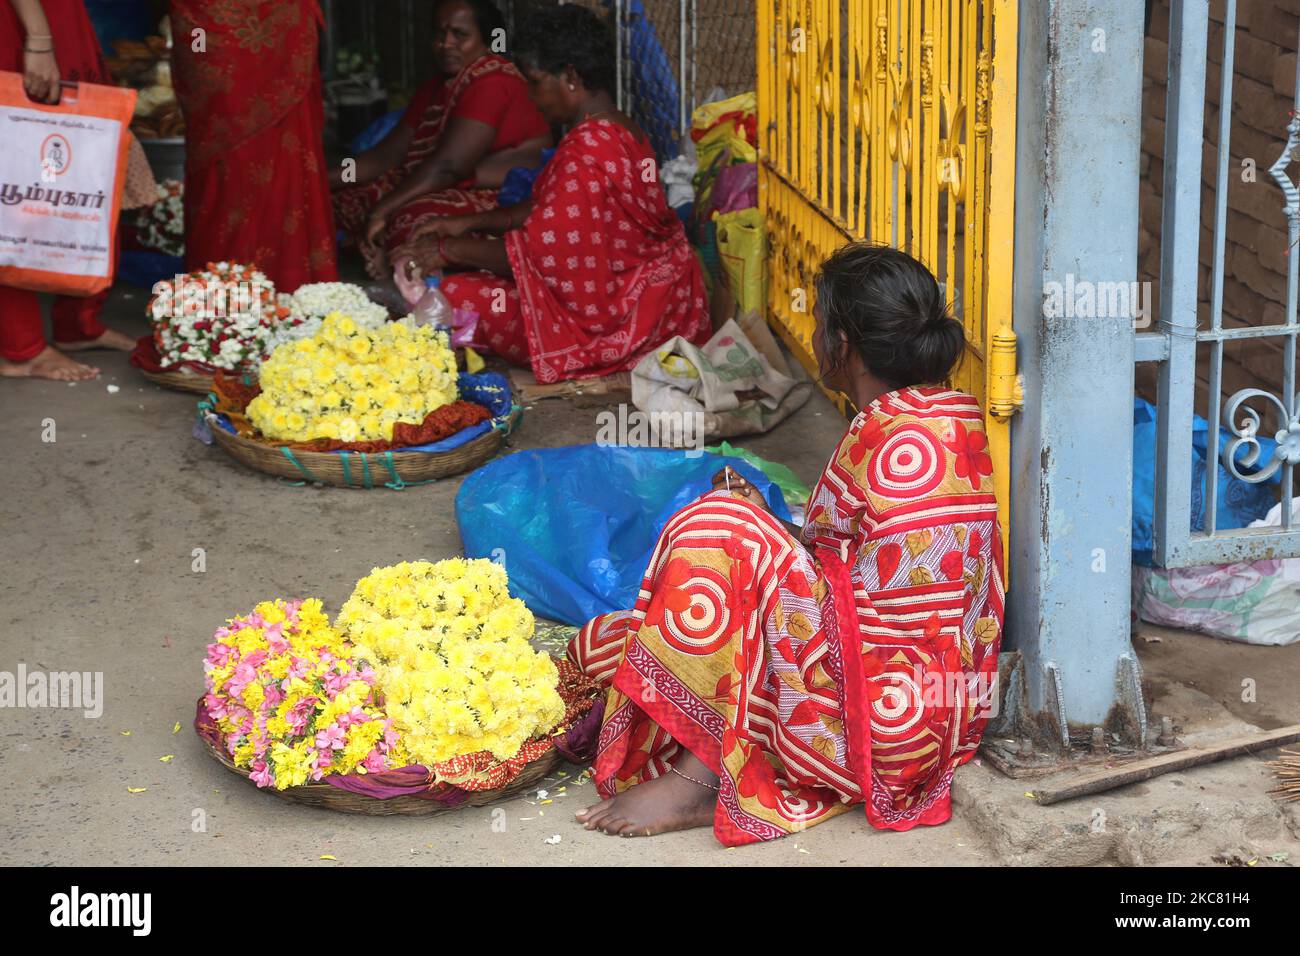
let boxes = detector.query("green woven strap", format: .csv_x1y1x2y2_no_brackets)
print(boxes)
381,451,406,489
322,449,437,491
279,447,324,485
277,444,459,492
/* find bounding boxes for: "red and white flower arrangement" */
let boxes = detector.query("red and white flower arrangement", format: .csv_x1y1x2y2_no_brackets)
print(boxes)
148,261,300,371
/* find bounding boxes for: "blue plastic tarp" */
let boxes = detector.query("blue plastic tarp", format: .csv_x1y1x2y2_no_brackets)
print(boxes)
455,444,791,625
602,0,681,162
1131,397,1279,564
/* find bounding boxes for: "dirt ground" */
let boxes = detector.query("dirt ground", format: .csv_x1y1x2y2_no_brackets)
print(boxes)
2,283,1298,867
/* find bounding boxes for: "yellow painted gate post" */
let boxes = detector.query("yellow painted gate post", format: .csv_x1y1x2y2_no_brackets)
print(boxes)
757,0,1021,567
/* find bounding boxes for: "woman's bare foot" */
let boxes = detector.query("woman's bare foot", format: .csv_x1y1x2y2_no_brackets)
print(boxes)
0,345,99,381
56,327,136,352
576,751,718,838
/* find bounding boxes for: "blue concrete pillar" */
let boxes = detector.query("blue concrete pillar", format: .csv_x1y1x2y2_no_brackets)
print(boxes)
1006,0,1148,741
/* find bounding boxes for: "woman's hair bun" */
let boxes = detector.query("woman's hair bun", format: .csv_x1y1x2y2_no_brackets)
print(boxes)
814,243,965,387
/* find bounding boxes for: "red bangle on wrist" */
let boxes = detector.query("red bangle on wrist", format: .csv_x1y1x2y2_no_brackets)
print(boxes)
439,236,459,265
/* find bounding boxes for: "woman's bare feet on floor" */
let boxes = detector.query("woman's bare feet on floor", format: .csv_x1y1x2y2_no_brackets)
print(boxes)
0,345,99,381
56,328,136,352
576,751,718,837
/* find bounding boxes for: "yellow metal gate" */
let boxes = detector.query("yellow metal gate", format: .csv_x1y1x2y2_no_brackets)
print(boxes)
756,0,1020,555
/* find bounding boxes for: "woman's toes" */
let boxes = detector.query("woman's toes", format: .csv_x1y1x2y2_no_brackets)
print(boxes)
599,816,629,835
575,798,612,821
581,806,616,830
616,819,651,838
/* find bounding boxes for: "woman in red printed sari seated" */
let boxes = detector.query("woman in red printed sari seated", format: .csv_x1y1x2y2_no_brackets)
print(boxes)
393,5,709,384
332,0,551,278
567,243,1006,845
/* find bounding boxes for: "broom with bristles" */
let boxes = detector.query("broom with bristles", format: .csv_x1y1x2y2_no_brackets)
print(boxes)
1268,748,1300,803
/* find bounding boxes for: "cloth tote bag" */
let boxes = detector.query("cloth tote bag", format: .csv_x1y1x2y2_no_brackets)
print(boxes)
0,71,136,295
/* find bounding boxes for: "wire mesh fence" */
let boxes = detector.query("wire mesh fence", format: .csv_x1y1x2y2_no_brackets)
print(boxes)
574,0,756,161
322,0,756,162
689,1,757,108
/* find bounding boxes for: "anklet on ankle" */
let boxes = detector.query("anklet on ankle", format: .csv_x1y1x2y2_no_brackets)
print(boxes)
669,763,720,791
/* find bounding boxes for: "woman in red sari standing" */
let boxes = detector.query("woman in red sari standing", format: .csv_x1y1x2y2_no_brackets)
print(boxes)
171,0,337,291
568,244,1005,845
395,5,708,384
332,0,550,279
0,0,136,382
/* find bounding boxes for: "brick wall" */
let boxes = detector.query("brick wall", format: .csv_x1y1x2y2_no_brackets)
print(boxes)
1137,0,1299,407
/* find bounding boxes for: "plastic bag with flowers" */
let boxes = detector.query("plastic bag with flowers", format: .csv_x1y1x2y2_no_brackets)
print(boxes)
148,261,302,371
336,558,567,768
246,313,459,444
203,598,407,789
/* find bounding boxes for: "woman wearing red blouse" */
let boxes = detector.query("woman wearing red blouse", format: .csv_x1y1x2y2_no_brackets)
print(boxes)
331,0,550,278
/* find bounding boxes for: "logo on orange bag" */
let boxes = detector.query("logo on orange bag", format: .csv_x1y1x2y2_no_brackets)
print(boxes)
39,133,73,179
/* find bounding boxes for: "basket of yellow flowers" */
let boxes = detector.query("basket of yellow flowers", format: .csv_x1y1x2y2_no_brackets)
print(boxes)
198,313,520,488
195,559,602,814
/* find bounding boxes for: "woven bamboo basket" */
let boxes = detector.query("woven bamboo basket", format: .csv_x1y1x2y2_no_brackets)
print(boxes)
139,366,216,395
208,409,519,488
198,718,561,815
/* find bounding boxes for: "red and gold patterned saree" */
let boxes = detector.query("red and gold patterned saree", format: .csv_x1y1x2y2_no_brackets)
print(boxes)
570,387,1006,845
171,0,338,290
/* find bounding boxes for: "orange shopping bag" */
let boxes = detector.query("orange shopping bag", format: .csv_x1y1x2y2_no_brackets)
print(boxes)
0,71,136,296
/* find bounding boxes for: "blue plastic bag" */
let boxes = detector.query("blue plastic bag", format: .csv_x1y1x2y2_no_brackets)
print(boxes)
455,445,791,625
497,149,555,207
1131,397,1278,564
350,109,403,155
118,250,184,290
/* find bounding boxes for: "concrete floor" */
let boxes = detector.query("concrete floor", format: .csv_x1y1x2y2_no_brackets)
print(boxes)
2,282,1298,866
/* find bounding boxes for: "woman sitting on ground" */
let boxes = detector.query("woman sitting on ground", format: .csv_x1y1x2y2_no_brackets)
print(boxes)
332,0,551,278
567,243,1005,845
392,4,709,384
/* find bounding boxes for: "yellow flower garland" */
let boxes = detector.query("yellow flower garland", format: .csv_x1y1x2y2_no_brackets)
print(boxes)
246,312,458,443
337,559,566,767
